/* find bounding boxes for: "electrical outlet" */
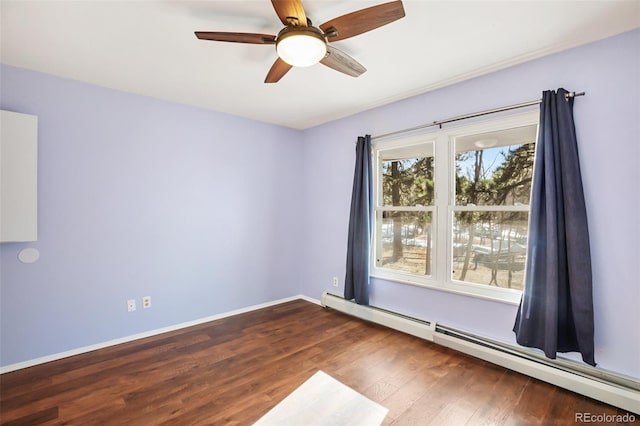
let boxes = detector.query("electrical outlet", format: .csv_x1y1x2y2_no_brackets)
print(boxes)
127,299,136,312
143,296,151,309
332,277,339,287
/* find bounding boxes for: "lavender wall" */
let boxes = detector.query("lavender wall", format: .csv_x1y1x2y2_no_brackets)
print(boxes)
300,29,640,379
0,65,304,367
2,29,638,378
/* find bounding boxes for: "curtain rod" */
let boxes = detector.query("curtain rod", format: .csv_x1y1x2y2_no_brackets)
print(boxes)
371,91,585,141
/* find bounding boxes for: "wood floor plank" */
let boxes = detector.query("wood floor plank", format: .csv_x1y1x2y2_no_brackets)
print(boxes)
1,300,636,425
464,369,528,425
1,407,58,426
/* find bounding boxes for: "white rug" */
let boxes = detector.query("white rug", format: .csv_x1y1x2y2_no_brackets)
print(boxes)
253,371,389,426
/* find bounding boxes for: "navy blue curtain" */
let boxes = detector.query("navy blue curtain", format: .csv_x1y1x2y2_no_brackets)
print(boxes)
514,89,595,366
345,135,373,305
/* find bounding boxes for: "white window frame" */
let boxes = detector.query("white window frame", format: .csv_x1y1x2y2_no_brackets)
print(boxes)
370,111,539,304
372,134,437,284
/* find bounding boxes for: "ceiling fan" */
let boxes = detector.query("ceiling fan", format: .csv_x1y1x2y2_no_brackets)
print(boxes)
195,0,405,83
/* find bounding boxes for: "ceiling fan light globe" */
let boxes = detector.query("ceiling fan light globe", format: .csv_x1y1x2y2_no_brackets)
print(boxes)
474,138,499,148
276,32,327,67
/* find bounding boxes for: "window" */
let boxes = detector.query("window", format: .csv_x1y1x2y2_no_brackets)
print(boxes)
371,112,538,303
374,139,435,277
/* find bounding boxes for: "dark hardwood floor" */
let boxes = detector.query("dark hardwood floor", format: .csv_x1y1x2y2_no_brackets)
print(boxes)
0,299,636,425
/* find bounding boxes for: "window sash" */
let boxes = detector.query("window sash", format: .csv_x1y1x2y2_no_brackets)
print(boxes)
373,209,435,277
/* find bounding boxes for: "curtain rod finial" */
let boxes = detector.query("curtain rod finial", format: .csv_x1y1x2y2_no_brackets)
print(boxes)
565,91,586,100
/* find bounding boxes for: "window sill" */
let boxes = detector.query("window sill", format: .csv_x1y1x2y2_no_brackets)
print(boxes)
370,270,522,305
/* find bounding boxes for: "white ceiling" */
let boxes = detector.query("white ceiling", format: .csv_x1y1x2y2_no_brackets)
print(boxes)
1,1,638,129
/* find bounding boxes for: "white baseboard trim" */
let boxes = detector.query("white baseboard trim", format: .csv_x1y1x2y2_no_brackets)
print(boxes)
298,294,321,305
0,294,314,374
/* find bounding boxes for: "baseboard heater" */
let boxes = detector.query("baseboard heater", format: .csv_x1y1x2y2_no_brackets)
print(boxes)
320,292,640,415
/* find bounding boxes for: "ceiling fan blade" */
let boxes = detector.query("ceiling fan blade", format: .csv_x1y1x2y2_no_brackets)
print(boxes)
271,0,307,27
320,46,366,78
320,0,405,42
195,32,276,44
265,57,293,83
